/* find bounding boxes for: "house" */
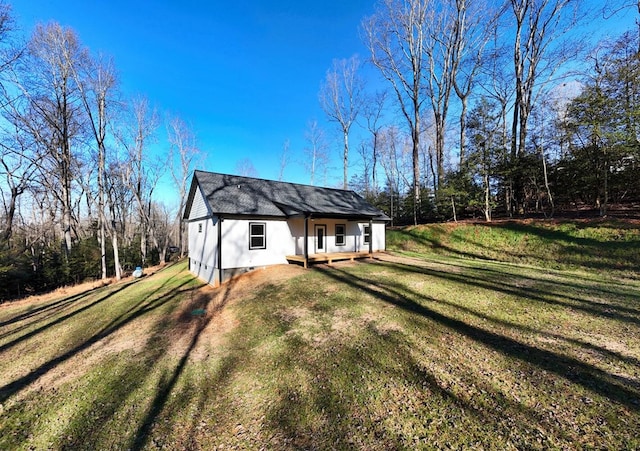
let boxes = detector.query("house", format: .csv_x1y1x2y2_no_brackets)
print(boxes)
182,170,389,286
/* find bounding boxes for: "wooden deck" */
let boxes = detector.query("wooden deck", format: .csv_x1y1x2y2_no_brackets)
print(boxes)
286,251,373,268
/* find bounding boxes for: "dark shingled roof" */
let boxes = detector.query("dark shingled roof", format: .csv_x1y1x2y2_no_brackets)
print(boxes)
184,170,390,220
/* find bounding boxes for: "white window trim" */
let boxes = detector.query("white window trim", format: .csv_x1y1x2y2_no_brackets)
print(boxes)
335,224,346,246
363,225,371,244
249,222,266,250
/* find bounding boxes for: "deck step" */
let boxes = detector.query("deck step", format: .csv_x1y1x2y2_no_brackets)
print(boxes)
286,252,373,268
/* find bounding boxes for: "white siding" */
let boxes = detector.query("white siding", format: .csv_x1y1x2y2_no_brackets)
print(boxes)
188,213,386,286
188,216,219,285
221,218,295,269
188,185,210,220
350,221,385,252
289,218,305,254
288,218,386,254
372,222,386,251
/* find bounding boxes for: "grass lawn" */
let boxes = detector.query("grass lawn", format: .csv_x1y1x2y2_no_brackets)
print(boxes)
1,251,639,449
387,219,640,273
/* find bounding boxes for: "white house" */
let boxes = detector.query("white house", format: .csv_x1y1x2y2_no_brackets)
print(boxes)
183,170,389,286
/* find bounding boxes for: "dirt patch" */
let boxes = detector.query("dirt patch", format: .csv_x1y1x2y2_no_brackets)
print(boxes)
11,263,306,392
173,265,307,361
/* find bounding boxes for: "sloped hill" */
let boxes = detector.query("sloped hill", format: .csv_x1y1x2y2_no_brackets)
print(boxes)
388,219,640,273
1,255,639,449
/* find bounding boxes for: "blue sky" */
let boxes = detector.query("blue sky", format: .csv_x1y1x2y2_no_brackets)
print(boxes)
11,0,376,192
8,0,639,207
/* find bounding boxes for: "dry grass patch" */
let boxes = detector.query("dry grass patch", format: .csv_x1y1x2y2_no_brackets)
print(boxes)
1,254,639,450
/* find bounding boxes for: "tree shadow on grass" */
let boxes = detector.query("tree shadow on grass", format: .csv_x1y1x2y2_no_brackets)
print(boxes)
0,264,188,351
0,275,194,404
393,221,640,273
392,228,492,262
315,263,640,412
461,221,640,273
0,290,94,329
387,251,639,300
0,281,137,351
384,257,640,326
429,287,640,369
130,275,242,450
261,293,581,448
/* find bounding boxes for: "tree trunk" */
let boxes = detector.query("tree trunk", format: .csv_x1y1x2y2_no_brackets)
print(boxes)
2,187,18,242
540,146,554,218
62,182,73,255
429,149,437,204
389,183,394,227
99,216,107,280
371,131,378,193
111,223,122,280
140,224,147,266
484,170,491,222
98,141,107,280
601,150,609,216
451,196,457,222
343,128,349,189
459,95,468,166
434,112,446,189
412,104,421,226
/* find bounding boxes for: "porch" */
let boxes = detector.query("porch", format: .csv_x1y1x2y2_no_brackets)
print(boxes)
286,251,373,268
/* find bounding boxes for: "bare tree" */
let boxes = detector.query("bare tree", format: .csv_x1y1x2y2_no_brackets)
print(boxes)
0,131,37,242
452,0,501,166
0,3,30,244
303,120,329,186
364,0,428,225
167,115,199,258
361,90,387,194
378,125,410,225
509,0,581,212
74,54,121,280
149,200,172,264
0,1,22,83
105,160,135,250
319,55,364,189
278,139,290,181
422,0,458,190
117,96,161,266
479,31,516,214
235,158,258,177
11,22,88,255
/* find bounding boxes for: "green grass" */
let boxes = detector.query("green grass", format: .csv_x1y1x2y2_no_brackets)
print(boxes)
1,248,639,449
387,219,640,273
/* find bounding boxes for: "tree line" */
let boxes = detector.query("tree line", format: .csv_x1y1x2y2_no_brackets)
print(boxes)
316,0,640,226
1,0,639,298
0,4,198,299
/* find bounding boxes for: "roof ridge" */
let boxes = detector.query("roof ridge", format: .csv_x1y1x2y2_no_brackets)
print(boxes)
193,169,358,194
189,169,390,221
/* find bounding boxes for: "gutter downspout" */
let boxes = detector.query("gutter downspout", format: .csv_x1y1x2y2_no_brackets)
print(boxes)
369,218,373,255
218,216,223,286
303,214,309,269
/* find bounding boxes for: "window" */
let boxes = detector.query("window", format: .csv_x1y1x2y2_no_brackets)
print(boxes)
364,225,371,244
249,222,266,249
335,224,346,246
198,223,203,233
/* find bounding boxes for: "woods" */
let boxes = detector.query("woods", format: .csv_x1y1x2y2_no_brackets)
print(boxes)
0,10,196,298
338,0,640,225
1,0,639,298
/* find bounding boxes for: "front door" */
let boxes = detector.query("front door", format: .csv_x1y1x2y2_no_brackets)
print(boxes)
314,224,327,253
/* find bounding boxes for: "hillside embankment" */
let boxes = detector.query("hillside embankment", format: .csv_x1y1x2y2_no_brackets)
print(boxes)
387,218,640,274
